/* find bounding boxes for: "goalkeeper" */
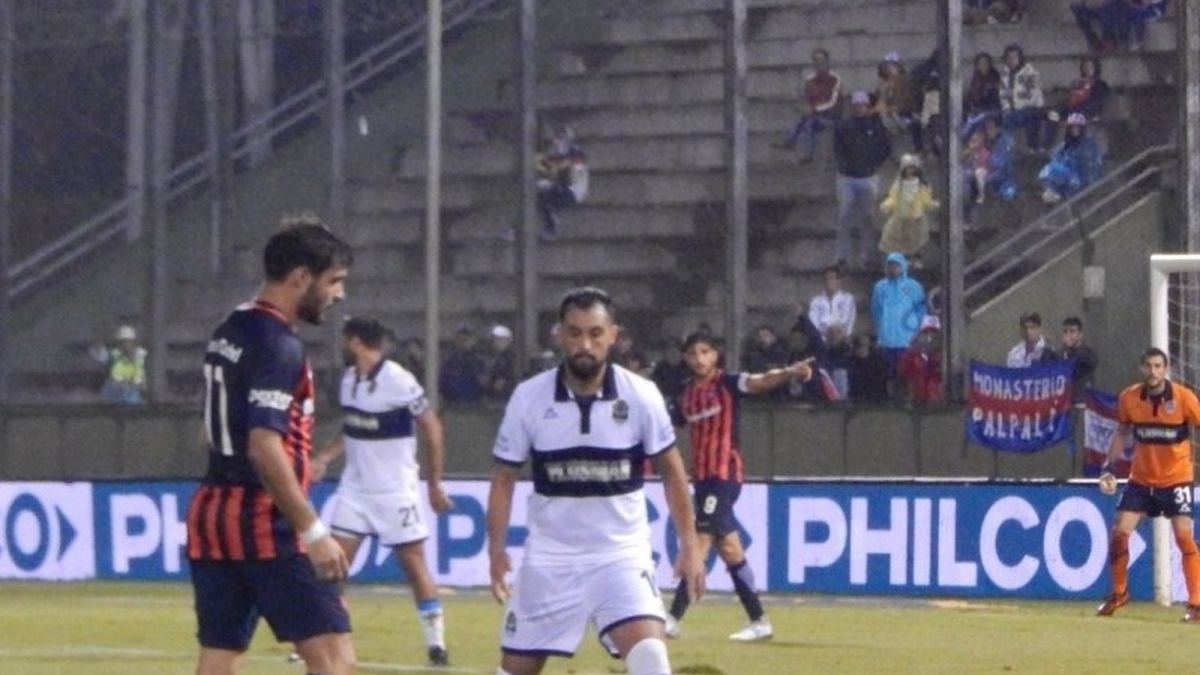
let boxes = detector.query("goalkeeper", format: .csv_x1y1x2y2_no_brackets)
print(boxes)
1097,347,1200,621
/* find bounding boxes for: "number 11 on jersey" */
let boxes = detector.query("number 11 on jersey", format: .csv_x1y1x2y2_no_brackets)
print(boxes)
204,363,234,456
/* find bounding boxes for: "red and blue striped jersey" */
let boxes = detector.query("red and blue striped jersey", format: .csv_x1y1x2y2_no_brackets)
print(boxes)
186,300,315,561
678,370,747,482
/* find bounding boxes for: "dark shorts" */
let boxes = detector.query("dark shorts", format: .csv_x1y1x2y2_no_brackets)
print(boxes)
693,479,742,537
1117,480,1195,519
190,554,351,650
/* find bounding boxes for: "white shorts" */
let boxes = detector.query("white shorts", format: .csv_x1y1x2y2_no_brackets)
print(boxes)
328,489,429,547
499,557,665,657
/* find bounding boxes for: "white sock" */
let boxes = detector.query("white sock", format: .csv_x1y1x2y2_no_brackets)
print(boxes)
417,598,445,648
625,637,671,675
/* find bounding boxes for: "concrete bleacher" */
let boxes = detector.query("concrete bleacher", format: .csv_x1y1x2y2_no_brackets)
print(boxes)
9,0,1182,401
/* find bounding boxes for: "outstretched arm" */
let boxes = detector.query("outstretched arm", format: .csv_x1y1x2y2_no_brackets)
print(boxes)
744,359,814,395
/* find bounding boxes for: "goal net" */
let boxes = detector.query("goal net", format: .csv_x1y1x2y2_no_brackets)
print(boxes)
1149,254,1200,605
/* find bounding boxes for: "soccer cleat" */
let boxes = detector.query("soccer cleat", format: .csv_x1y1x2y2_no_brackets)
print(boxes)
1182,605,1200,623
728,619,773,642
664,615,681,639
428,645,449,666
1095,592,1129,617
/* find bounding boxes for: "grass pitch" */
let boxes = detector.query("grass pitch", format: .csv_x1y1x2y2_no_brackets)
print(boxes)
0,582,1195,674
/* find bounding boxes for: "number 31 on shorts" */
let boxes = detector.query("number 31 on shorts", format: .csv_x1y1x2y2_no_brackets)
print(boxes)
1175,486,1193,513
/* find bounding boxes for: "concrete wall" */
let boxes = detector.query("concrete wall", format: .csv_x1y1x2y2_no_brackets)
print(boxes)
967,192,1168,394
0,402,1089,481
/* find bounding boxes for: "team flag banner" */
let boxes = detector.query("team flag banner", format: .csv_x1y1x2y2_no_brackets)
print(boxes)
1081,387,1133,477
966,360,1075,452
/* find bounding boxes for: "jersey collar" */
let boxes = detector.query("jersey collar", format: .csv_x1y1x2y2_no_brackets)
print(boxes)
1140,379,1175,401
554,363,618,402
251,299,292,328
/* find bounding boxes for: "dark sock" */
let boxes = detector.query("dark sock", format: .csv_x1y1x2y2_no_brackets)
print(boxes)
728,559,764,621
669,578,691,620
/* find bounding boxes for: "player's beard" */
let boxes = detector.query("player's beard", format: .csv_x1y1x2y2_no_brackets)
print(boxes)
297,284,328,325
566,352,604,381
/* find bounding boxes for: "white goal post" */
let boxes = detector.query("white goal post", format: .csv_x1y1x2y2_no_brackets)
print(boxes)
1148,254,1200,606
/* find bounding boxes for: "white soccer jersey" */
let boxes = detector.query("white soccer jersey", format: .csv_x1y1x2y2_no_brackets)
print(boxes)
493,363,677,567
338,360,429,494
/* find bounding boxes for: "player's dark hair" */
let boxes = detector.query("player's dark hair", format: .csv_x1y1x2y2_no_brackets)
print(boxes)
342,317,388,349
681,331,720,352
1019,311,1042,327
822,264,841,278
812,47,830,61
1143,347,1169,365
262,215,354,281
1062,316,1083,330
558,286,615,322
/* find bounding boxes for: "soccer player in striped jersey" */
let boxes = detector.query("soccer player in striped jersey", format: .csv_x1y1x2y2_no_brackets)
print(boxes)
311,317,455,666
667,331,812,642
186,218,355,675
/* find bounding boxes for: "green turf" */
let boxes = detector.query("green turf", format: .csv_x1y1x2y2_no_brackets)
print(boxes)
0,582,1195,674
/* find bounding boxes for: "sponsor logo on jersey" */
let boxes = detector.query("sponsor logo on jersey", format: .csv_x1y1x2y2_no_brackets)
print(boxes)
205,338,244,363
249,389,294,411
543,459,631,483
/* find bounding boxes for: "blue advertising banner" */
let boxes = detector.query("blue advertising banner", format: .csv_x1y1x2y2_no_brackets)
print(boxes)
966,360,1075,452
2,479,1191,601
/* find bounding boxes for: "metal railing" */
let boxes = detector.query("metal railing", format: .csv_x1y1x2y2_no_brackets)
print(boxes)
4,0,499,302
962,144,1176,312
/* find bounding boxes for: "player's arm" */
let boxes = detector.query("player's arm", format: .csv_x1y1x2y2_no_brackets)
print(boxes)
309,433,345,483
655,447,705,601
1098,423,1132,495
247,428,348,579
416,408,453,513
486,461,520,603
743,359,814,395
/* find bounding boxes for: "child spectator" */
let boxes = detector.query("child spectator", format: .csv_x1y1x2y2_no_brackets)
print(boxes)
1006,311,1058,367
963,53,1002,134
898,315,944,405
879,154,939,265
983,116,1019,201
775,47,843,163
848,334,889,403
874,52,914,136
999,44,1049,153
1038,113,1103,203
962,129,990,208
743,324,790,373
1049,57,1110,146
535,125,588,240
1056,316,1099,395
808,264,857,340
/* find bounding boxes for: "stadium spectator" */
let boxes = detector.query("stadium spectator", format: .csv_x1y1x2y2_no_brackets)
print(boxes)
1072,0,1169,54
484,324,518,401
963,53,1002,129
667,331,812,642
1056,316,1100,395
879,154,939,265
400,336,425,384
898,315,944,405
91,324,148,404
1052,57,1110,128
962,129,990,210
439,326,487,402
870,253,926,394
612,329,650,376
1038,113,1103,204
1006,311,1057,367
808,264,857,340
983,116,1019,201
785,316,831,402
743,324,790,373
912,65,943,156
774,47,842,162
535,125,588,240
999,44,1049,153
966,0,1025,23
650,339,691,403
848,333,889,403
834,90,893,270
874,52,914,136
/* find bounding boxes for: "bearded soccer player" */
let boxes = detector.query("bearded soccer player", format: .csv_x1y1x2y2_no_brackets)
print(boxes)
487,287,705,675
186,218,356,674
1097,347,1200,621
666,332,812,641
